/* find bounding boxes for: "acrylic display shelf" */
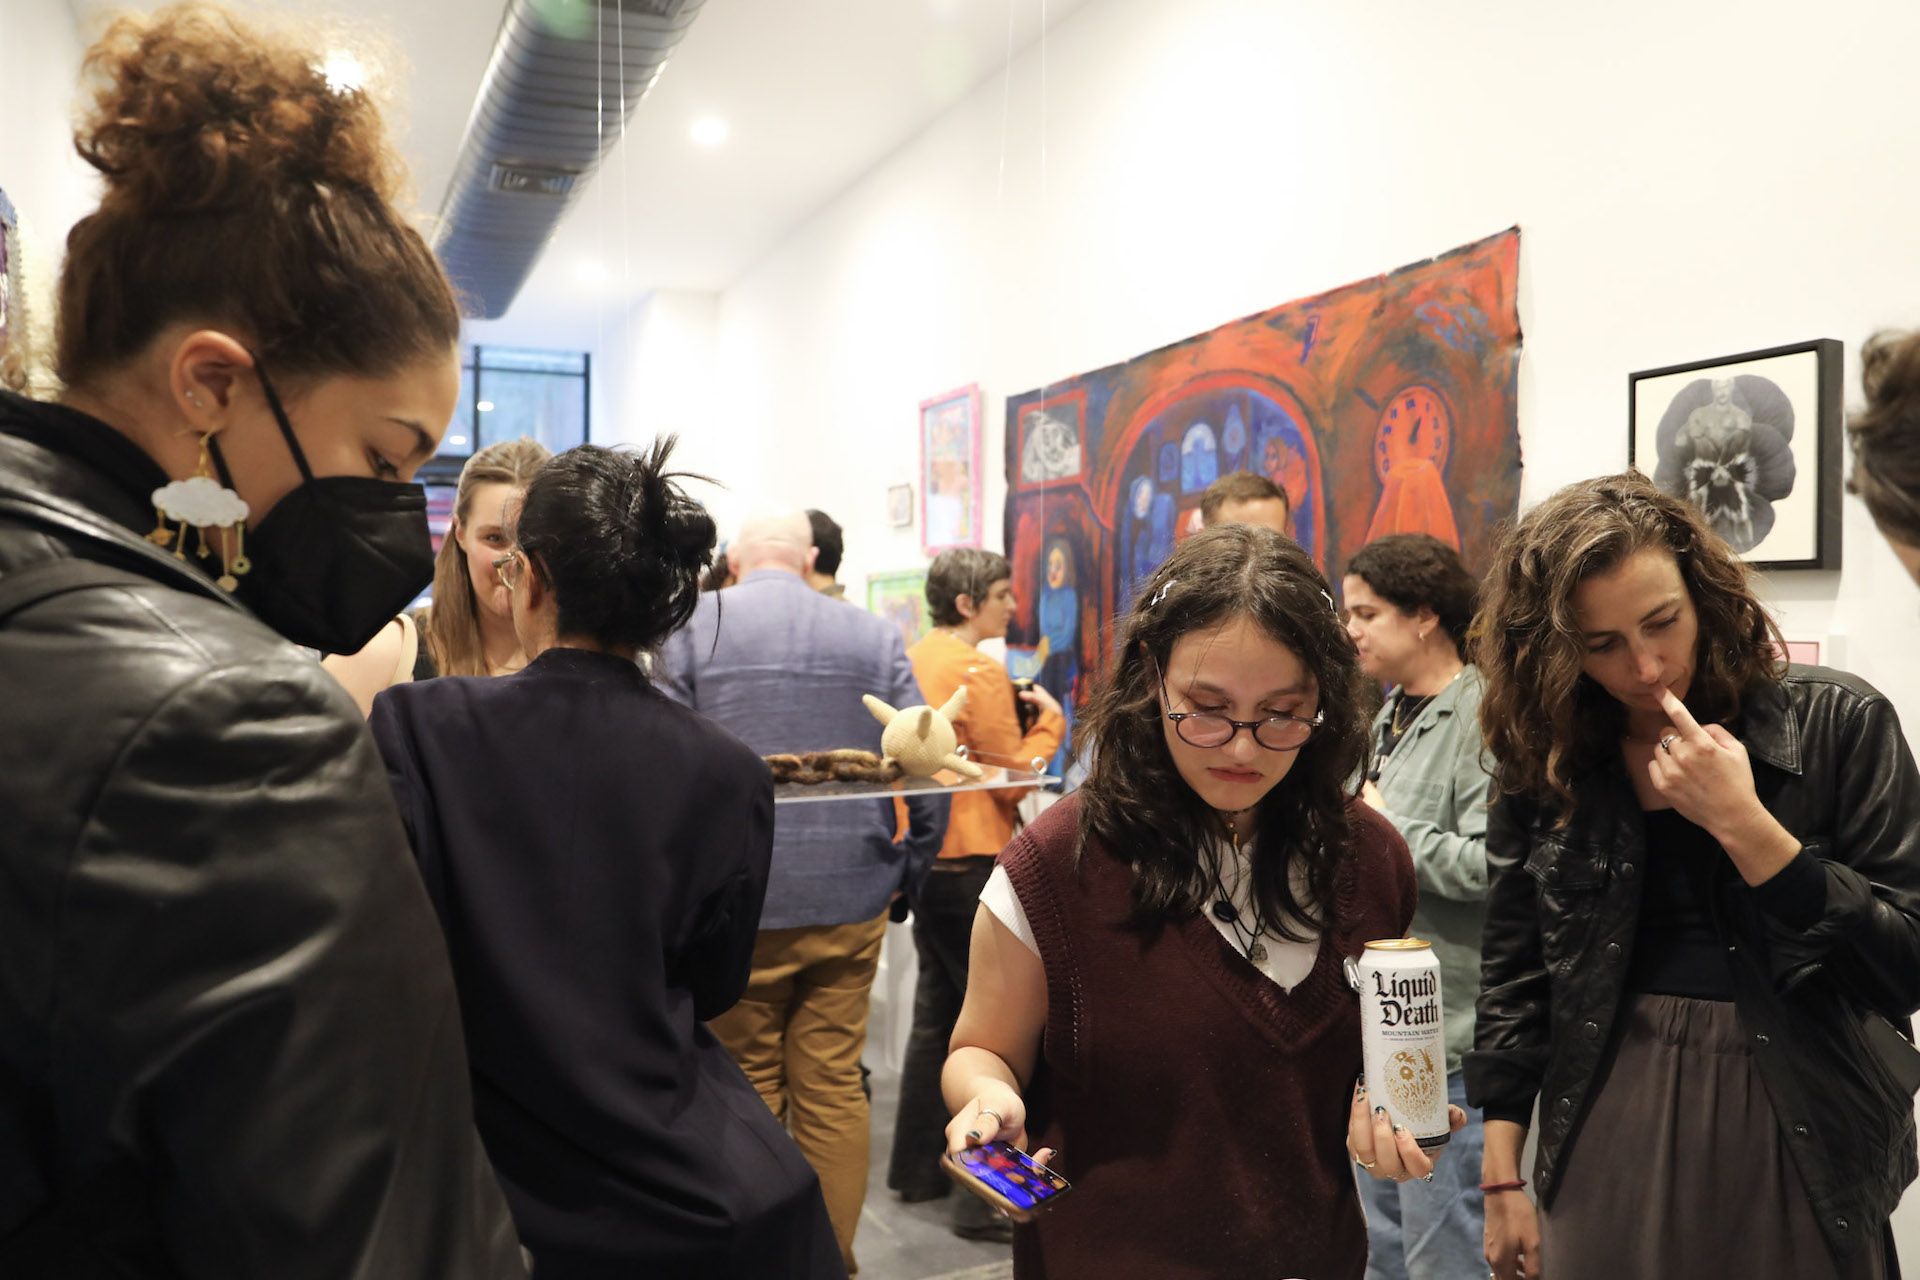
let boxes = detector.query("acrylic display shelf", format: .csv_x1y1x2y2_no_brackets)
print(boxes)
773,751,1058,805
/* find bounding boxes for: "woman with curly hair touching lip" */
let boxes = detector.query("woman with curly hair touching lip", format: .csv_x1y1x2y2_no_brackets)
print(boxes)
940,524,1464,1280
0,4,522,1276
1469,472,1920,1280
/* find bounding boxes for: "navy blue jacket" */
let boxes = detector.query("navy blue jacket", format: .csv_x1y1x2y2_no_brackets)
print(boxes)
371,648,844,1279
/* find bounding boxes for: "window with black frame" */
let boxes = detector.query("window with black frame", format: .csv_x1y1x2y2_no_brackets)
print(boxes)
429,345,590,483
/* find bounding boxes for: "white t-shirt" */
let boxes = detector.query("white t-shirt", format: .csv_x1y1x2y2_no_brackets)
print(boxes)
980,839,1321,992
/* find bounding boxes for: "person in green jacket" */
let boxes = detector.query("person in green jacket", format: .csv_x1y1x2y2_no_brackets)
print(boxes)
1343,533,1491,1280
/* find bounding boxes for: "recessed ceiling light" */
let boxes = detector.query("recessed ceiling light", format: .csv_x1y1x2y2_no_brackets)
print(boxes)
321,51,365,94
573,259,610,285
448,435,469,447
690,116,729,148
476,401,495,413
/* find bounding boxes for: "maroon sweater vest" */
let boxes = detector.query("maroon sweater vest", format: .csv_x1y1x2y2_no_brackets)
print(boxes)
1000,795,1416,1280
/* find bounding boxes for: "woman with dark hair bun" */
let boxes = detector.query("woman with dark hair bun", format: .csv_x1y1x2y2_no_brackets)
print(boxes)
370,440,845,1280
940,524,1463,1280
1471,472,1920,1280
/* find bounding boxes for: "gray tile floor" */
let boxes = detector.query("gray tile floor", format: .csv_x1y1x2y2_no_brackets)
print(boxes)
854,1062,1012,1280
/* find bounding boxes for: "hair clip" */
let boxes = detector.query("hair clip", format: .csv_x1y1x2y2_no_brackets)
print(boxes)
1321,590,1340,618
1150,579,1176,608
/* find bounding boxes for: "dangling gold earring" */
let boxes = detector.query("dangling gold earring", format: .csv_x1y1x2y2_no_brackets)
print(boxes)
150,427,252,592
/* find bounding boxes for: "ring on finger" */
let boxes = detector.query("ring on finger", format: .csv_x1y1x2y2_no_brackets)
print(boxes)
977,1108,1004,1131
1354,1155,1376,1169
1659,734,1676,753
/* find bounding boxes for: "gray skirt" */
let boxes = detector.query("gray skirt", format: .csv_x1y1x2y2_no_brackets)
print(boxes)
1539,993,1889,1280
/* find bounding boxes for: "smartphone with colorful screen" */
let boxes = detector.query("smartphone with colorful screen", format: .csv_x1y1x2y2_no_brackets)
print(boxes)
939,1141,1072,1222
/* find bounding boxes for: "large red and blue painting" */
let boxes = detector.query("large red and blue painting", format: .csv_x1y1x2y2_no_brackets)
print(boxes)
1004,229,1522,772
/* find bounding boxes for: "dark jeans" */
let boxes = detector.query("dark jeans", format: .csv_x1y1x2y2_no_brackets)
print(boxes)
886,856,996,1199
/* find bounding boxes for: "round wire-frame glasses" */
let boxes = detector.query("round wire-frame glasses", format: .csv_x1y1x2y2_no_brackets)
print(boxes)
492,551,525,591
1152,656,1323,752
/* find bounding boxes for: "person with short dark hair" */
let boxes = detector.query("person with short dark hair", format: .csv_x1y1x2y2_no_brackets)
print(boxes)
924,547,1011,627
701,542,736,592
1472,473,1920,1280
941,525,1462,1280
1848,330,1920,583
371,442,845,1280
1342,533,1491,1280
887,547,1063,1238
1199,470,1292,536
807,509,846,598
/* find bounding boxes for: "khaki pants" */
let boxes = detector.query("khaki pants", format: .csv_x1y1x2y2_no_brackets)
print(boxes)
710,913,888,1274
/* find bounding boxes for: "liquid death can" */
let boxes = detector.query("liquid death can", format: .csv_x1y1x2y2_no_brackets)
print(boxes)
1345,939,1449,1150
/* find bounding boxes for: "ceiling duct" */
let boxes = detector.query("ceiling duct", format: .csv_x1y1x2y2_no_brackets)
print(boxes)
433,0,706,320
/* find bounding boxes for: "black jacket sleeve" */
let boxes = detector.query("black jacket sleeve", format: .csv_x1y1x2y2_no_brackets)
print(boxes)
1767,691,1920,1017
1464,789,1552,1127
676,767,776,1021
62,660,525,1279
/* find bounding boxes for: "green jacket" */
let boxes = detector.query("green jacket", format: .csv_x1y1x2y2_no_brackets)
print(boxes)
1370,664,1491,1075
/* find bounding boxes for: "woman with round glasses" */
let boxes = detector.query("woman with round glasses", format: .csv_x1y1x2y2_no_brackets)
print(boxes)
940,524,1462,1280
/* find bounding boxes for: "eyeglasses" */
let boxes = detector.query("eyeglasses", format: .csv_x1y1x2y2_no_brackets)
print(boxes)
492,551,525,591
1151,656,1323,752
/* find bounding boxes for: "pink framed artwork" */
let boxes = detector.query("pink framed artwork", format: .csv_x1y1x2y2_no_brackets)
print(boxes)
921,383,984,554
1774,639,1821,666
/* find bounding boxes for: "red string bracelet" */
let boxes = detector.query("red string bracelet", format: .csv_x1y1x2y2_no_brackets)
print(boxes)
1479,1179,1527,1193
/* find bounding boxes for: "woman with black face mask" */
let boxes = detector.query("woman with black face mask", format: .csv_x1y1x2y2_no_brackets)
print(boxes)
0,6,523,1278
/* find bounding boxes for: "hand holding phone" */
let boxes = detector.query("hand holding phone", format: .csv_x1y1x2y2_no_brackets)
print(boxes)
941,1141,1072,1222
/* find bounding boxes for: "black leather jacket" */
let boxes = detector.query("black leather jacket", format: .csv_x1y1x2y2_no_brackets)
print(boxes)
1465,666,1920,1261
0,393,526,1277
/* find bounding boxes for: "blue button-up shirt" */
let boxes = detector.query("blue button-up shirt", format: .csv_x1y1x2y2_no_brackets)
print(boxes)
658,569,948,929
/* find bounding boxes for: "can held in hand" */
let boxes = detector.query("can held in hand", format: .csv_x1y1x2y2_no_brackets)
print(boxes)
1345,938,1449,1150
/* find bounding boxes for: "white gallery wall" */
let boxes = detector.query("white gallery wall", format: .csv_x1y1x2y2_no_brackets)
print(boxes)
598,0,1920,748
0,0,95,387
599,0,1920,1240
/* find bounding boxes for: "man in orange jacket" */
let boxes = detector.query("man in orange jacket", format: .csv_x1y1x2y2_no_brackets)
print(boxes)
885,548,1063,1239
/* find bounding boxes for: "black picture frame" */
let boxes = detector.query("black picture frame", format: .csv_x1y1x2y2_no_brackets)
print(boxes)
1628,338,1843,571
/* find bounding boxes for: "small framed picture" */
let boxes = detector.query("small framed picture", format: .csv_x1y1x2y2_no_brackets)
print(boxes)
887,483,914,530
1628,339,1843,571
867,569,930,652
920,384,983,554
1015,390,1087,490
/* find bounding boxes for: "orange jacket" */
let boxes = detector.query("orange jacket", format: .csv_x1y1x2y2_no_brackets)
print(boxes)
907,630,1066,859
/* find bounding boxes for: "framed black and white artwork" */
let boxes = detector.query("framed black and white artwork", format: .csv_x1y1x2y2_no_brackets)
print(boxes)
1628,338,1843,571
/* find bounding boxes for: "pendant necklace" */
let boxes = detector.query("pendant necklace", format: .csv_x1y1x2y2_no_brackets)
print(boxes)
1211,813,1268,967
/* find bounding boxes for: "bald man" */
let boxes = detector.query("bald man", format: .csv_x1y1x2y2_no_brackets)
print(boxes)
658,507,947,1274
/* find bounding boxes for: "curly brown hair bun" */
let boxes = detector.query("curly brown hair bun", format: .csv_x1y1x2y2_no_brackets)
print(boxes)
1848,330,1920,549
1474,471,1782,820
56,2,457,389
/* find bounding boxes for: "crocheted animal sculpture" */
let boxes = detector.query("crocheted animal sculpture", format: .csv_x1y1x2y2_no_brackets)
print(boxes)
862,687,984,778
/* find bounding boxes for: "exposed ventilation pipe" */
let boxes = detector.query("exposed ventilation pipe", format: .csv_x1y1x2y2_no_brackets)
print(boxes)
433,0,706,320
